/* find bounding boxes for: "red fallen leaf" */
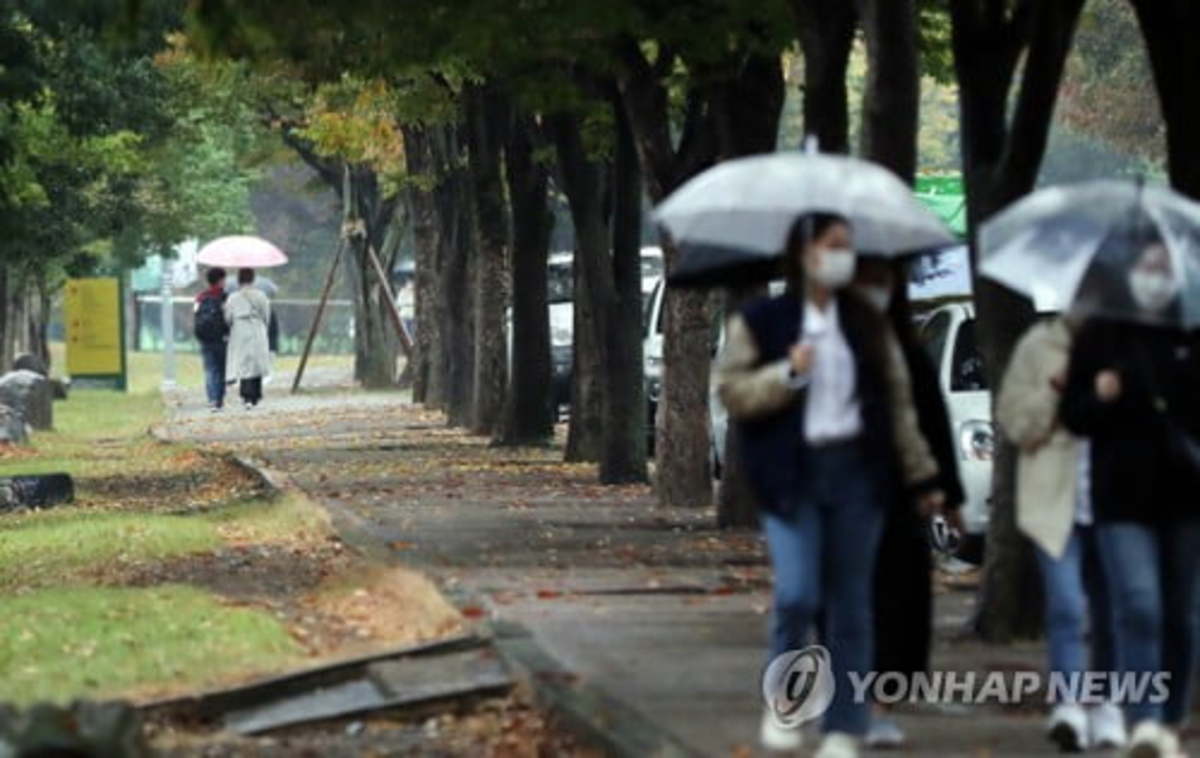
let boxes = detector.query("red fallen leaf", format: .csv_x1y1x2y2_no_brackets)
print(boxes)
711,585,736,595
535,590,561,600
389,541,415,550
461,605,486,619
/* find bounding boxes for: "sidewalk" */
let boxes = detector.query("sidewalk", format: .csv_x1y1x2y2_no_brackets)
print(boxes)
166,386,1153,757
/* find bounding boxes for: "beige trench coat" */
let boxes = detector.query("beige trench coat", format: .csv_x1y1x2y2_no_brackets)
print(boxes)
224,285,271,381
995,318,1079,559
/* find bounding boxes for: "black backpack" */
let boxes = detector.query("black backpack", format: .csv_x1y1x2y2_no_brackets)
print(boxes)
194,293,227,342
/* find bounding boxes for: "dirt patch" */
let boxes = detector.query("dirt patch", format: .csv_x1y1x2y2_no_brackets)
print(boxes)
148,691,602,757
78,453,265,514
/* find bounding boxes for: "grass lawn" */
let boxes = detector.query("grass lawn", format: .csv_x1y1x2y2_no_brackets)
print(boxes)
0,356,337,705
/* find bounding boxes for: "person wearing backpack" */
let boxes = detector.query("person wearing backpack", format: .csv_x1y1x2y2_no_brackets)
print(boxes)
194,267,229,411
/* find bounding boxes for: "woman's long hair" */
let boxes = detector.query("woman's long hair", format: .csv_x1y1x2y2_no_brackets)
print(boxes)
783,212,850,296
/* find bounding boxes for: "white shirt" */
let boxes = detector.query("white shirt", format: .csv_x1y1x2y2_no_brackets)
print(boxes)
790,297,862,445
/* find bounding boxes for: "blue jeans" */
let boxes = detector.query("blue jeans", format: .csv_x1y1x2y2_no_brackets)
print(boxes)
1095,520,1200,725
761,441,885,736
1034,526,1116,701
199,341,227,407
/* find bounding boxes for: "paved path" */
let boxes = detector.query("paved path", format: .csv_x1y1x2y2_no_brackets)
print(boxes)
165,387,1188,757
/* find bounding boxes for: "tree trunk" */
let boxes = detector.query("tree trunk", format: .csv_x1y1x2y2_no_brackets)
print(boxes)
465,84,510,436
711,54,786,526
550,111,607,463
600,95,649,483
404,126,443,407
857,0,919,182
1129,1,1200,198
618,45,719,508
950,0,1087,643
344,167,400,390
0,267,8,371
497,114,554,445
792,0,858,152
436,124,477,428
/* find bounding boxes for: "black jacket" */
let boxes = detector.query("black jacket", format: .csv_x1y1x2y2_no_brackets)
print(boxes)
901,339,966,510
734,292,911,514
1060,318,1200,524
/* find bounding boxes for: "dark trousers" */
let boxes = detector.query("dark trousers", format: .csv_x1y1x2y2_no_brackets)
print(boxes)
199,341,226,407
239,377,262,406
872,502,932,687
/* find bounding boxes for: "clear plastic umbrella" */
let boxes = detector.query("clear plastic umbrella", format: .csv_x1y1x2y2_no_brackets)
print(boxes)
980,180,1200,328
655,152,956,287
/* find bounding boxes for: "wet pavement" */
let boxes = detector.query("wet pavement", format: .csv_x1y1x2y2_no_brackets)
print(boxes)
165,384,1189,757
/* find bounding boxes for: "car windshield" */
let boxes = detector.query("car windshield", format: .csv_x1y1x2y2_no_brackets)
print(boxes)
548,262,573,304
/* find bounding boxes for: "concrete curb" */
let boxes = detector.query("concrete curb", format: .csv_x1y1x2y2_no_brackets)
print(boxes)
490,619,702,758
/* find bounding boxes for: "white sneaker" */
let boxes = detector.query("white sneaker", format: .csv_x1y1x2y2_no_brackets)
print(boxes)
760,709,802,752
865,715,906,748
814,732,860,758
1090,702,1128,750
1125,721,1183,758
1047,703,1090,752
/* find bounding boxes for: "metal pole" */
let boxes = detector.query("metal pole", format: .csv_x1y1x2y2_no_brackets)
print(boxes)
160,265,176,391
291,238,346,393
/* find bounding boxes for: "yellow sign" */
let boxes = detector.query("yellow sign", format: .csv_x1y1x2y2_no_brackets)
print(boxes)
64,277,123,376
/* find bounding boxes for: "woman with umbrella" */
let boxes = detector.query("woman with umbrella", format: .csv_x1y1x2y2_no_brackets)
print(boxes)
197,236,287,410
851,255,966,749
982,181,1200,758
225,268,272,408
661,153,955,758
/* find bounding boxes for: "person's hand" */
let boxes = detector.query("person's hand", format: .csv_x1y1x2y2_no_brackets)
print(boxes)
915,489,946,519
1095,370,1122,402
789,343,814,376
941,506,964,535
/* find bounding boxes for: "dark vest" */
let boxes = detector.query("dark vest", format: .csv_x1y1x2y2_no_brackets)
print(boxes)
736,292,899,514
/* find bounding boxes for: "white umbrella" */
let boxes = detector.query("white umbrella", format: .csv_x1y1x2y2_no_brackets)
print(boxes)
656,152,956,287
980,180,1200,328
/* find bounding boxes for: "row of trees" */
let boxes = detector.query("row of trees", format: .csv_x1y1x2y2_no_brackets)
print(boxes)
50,0,1192,636
0,1,269,365
175,0,1190,638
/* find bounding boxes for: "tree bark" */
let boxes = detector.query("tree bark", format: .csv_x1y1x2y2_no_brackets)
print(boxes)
431,123,476,427
1129,1,1200,198
950,0,1086,643
857,0,920,182
792,0,858,153
618,42,718,507
403,125,443,407
343,166,400,389
497,113,554,445
465,84,510,436
712,54,786,526
600,94,649,483
550,111,607,463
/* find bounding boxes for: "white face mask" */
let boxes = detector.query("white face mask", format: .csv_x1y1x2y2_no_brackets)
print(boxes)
855,285,892,312
809,248,856,289
1129,269,1178,312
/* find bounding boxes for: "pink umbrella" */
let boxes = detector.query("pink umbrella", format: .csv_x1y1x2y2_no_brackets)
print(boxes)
197,236,288,268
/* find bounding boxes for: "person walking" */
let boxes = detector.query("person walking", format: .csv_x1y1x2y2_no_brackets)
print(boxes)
714,214,944,758
851,257,966,749
193,267,229,412
1060,236,1200,758
224,268,271,409
998,313,1124,752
